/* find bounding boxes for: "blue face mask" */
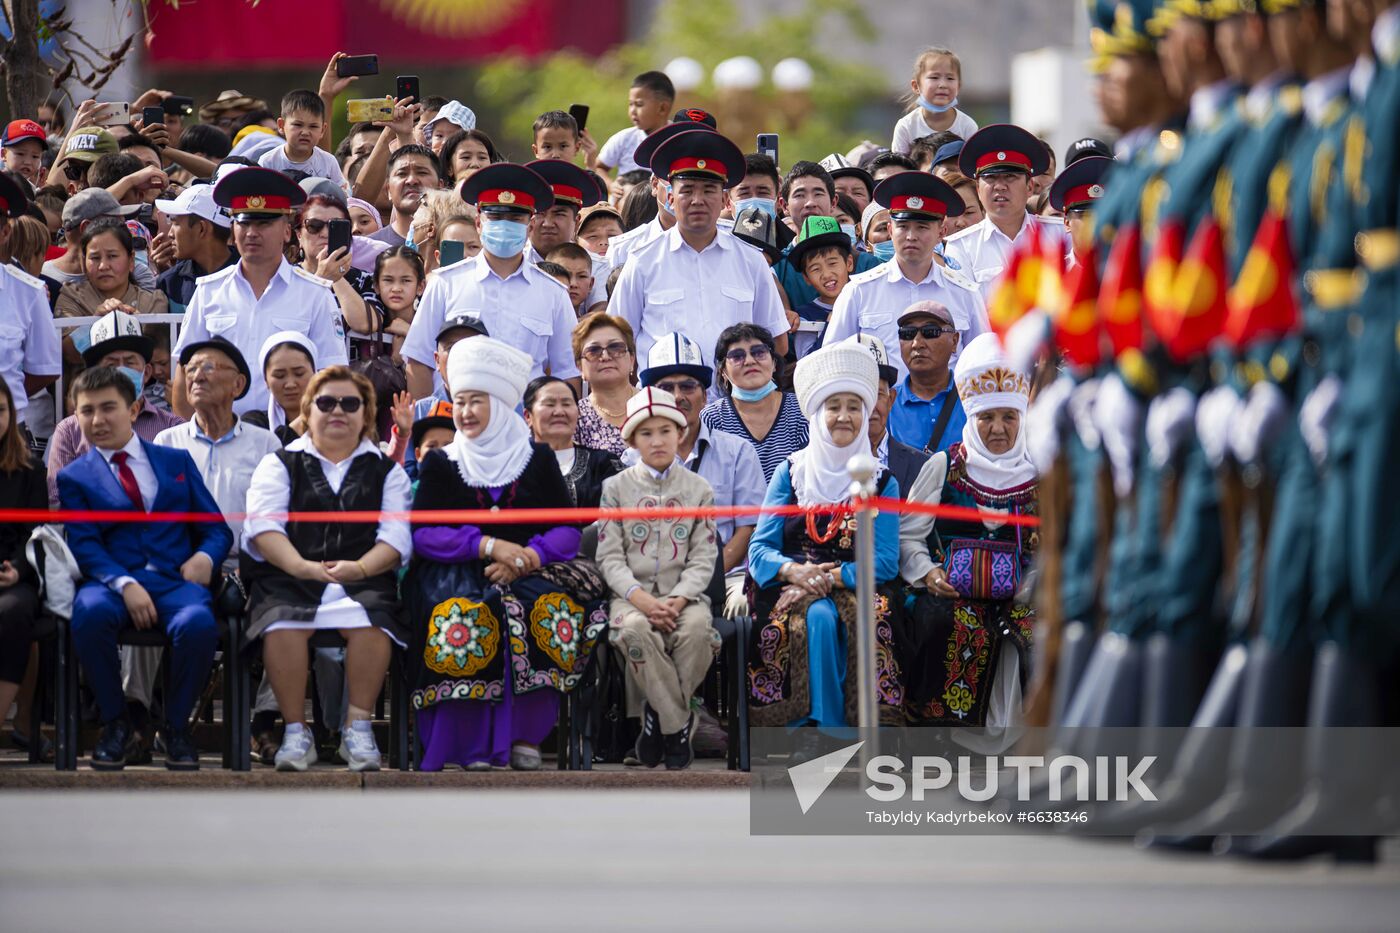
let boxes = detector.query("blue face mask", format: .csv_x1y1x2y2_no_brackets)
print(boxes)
918,95,960,114
480,217,528,259
116,366,144,397
734,197,777,221
404,225,417,251
659,183,675,217
839,223,857,247
872,239,896,262
731,380,778,403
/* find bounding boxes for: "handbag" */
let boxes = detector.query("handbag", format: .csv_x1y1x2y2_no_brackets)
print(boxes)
938,515,1024,601
350,306,407,442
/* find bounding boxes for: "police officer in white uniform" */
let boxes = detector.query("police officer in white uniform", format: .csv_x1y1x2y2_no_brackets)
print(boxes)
822,170,986,380
402,163,581,400
0,173,61,434
941,123,1071,299
172,167,348,417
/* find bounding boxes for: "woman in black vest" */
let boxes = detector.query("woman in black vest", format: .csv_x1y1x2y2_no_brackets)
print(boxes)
243,366,412,773
0,378,46,749
406,337,608,772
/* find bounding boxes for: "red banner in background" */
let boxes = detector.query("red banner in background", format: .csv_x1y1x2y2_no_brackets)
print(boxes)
146,0,625,67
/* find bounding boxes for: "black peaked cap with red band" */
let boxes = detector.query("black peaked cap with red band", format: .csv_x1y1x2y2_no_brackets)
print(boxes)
633,119,718,176
957,123,1051,179
648,128,746,188
212,166,306,220
1048,154,1112,213
459,163,554,214
873,171,964,220
525,159,603,209
0,171,29,218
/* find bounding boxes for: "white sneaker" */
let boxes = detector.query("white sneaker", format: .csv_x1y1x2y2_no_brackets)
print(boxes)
274,724,318,772
465,760,493,772
510,744,541,771
339,721,381,772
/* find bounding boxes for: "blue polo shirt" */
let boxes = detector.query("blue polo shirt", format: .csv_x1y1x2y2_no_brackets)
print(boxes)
888,376,966,455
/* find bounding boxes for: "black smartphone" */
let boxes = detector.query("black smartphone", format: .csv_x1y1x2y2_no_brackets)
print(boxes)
336,54,379,78
162,95,194,115
141,106,166,130
326,218,352,256
438,239,465,267
757,133,780,168
396,75,420,104
569,104,590,133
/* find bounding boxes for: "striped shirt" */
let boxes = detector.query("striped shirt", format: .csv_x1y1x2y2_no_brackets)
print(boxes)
700,392,809,484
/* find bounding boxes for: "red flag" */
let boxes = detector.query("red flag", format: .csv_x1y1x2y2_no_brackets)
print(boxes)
988,237,1030,338
1158,217,1229,362
1099,223,1145,357
1143,217,1184,345
1055,245,1104,369
1225,209,1300,349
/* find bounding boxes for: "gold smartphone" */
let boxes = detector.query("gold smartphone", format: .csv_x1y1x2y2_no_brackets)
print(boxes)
346,98,393,123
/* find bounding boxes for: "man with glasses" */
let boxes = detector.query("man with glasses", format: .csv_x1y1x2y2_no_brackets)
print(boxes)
886,301,967,456
942,123,1072,299
172,167,348,418
611,129,789,367
638,334,767,618
822,171,987,378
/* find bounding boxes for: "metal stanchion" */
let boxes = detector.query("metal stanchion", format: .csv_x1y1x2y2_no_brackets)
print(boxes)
847,453,880,782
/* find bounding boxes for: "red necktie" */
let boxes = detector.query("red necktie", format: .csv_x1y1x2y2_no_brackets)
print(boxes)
110,451,145,512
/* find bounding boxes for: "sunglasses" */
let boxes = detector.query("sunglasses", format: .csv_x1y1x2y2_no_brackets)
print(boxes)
581,341,631,361
655,379,703,394
898,324,954,341
724,345,771,365
314,394,363,413
300,218,344,234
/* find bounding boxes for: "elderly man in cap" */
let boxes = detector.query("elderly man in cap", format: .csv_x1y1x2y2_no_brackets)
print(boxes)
822,171,986,377
849,333,930,499
154,184,237,315
611,128,789,370
0,173,60,437
942,123,1072,298
402,162,580,399
172,167,349,419
47,310,184,505
886,300,968,456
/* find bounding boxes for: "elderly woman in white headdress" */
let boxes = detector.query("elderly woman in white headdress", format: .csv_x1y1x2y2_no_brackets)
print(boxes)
898,332,1039,729
241,330,318,446
747,341,906,739
406,337,608,771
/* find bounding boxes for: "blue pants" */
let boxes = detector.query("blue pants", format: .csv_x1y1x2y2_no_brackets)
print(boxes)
71,573,219,730
788,598,847,729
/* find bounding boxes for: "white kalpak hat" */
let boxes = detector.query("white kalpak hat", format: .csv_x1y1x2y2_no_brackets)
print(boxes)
621,386,688,442
446,336,532,408
792,341,877,418
640,331,711,388
953,332,1031,416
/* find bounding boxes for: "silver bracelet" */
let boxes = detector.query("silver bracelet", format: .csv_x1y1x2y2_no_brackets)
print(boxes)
484,536,495,558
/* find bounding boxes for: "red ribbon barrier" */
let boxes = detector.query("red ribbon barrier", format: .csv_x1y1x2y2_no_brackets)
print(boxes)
0,497,1040,528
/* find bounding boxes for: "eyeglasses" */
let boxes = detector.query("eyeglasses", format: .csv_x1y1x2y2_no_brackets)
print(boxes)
655,379,703,394
581,341,631,361
724,345,771,365
314,395,363,413
899,323,954,341
301,218,340,234
187,361,237,377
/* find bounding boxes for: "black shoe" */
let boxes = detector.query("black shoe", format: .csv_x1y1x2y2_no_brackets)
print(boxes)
164,730,200,771
91,719,132,771
634,702,664,768
788,729,825,765
664,711,696,771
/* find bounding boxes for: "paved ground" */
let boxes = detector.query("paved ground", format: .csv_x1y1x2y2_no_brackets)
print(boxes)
1,790,1395,932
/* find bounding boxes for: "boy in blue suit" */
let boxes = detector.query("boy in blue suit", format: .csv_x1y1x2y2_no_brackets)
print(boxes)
58,366,232,770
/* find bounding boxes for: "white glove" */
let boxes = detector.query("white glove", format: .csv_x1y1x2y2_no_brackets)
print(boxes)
1068,377,1102,451
1093,373,1142,498
1195,385,1241,469
1025,374,1075,475
1298,375,1342,468
1145,387,1197,469
1230,381,1289,468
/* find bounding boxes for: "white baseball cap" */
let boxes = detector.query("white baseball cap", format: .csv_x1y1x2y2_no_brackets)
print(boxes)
155,184,231,229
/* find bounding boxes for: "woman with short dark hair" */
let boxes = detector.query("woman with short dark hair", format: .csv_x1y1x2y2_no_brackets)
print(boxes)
701,323,808,483
523,375,621,509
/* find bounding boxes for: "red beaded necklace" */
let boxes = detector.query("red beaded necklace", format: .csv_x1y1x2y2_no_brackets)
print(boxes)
805,506,853,544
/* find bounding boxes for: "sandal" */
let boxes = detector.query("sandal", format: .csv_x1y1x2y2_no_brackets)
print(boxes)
251,730,280,765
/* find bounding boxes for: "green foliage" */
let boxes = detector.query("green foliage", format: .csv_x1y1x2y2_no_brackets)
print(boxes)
475,0,887,162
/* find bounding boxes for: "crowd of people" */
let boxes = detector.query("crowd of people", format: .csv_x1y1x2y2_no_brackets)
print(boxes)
0,0,1395,860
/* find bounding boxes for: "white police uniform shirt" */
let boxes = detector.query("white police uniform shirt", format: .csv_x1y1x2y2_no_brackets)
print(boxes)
821,256,988,380
174,257,348,416
610,225,788,369
0,263,61,423
606,216,666,270
941,213,1071,301
402,252,581,395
